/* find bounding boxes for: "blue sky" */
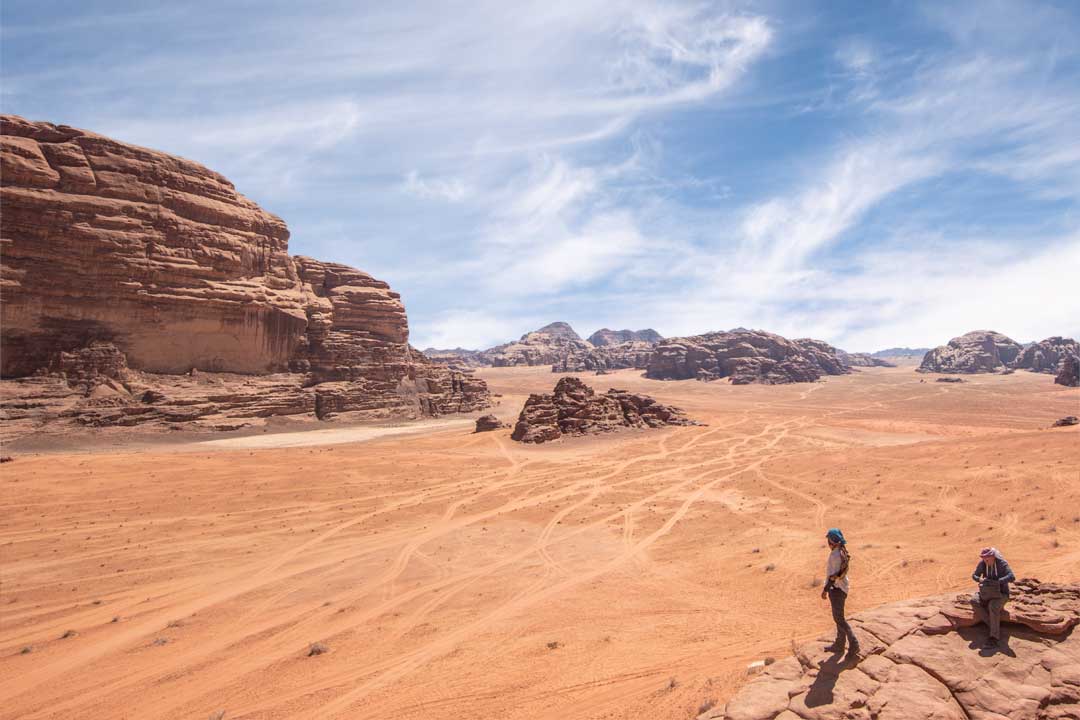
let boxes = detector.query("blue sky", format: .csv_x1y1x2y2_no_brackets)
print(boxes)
3,0,1079,351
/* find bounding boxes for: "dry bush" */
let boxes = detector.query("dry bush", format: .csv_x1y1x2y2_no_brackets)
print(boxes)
308,642,329,656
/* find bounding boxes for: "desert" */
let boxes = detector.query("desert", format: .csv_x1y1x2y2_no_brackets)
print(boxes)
2,365,1078,719
5,2,1080,718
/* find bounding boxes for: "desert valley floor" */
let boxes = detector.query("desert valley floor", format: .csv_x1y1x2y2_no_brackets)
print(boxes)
1,366,1078,720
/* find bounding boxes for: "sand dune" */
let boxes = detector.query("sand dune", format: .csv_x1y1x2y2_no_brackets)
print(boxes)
1,367,1077,719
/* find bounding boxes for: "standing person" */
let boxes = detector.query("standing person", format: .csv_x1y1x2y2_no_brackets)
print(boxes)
971,547,1015,649
821,528,859,657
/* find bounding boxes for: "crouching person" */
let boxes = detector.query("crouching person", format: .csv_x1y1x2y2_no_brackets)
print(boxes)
971,546,1015,649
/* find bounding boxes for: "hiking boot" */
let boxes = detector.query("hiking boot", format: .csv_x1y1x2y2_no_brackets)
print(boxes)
846,644,861,660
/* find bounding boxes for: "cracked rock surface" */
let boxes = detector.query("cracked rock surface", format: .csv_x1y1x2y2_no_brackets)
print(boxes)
703,579,1080,720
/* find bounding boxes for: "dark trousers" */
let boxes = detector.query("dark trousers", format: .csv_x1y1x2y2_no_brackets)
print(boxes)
829,587,858,650
972,595,1007,639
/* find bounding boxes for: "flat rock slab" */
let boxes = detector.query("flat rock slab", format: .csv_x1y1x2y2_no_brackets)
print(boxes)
704,579,1080,720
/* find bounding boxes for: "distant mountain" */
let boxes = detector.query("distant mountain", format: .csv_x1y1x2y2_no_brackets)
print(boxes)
587,328,663,346
917,331,1022,373
479,322,592,367
870,347,931,358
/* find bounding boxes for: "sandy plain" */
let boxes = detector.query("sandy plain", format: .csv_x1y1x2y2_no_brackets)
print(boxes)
1,366,1078,719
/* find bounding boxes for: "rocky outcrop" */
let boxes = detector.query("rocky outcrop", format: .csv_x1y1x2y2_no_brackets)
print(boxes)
474,414,506,432
646,330,852,385
480,322,592,367
587,328,662,346
1015,336,1080,374
1056,355,1080,387
703,578,1080,720
917,330,1023,374
551,341,655,373
511,377,696,443
837,351,896,368
422,347,484,367
0,115,490,438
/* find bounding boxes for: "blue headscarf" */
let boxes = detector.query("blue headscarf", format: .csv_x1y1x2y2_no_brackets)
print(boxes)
826,528,846,546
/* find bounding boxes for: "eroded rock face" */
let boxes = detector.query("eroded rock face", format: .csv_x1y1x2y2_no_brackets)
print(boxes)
0,115,490,437
587,328,662,346
1015,337,1080,374
1056,355,1080,388
510,376,696,443
646,330,852,385
917,331,1023,374
704,579,1080,720
551,341,656,373
480,322,593,367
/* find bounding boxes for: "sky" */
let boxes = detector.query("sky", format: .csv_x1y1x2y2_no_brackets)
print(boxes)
3,0,1079,352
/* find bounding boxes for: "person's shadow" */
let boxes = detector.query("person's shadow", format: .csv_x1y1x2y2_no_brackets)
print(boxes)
959,626,1018,658
805,651,855,707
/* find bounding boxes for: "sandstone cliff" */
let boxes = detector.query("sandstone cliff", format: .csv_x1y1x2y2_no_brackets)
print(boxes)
1014,336,1080,374
646,330,852,384
703,578,1080,720
1057,355,1080,387
551,340,656,373
917,330,1023,374
0,115,489,438
587,328,662,346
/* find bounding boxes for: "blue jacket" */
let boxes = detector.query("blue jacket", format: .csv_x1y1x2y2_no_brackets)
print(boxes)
972,557,1015,597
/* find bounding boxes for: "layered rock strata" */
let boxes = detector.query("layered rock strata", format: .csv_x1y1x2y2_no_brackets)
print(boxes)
917,330,1024,374
0,115,490,437
646,330,852,385
704,578,1080,720
510,376,696,443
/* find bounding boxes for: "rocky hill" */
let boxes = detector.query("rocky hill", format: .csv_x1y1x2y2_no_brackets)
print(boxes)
422,347,484,367
478,322,593,366
703,578,1080,720
870,347,931,359
646,330,853,384
1057,355,1080,387
551,340,656,373
587,328,662,346
511,376,696,443
1014,336,1080,374
0,115,490,438
838,351,896,368
917,330,1023,373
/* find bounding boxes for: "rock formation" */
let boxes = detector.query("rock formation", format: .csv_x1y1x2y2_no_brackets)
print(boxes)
0,115,490,439
703,578,1080,720
479,322,593,367
474,414,506,432
837,351,895,368
1015,336,1080,374
1052,416,1079,427
645,330,852,385
1056,355,1080,388
422,347,484,368
510,377,696,443
551,341,656,373
587,328,662,346
917,330,1023,374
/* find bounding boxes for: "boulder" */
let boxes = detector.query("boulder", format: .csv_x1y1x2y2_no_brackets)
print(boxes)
0,115,490,439
917,331,1023,374
702,579,1080,720
646,330,852,385
1056,355,1080,388
474,414,506,432
587,328,662,346
511,377,696,443
1013,337,1080,374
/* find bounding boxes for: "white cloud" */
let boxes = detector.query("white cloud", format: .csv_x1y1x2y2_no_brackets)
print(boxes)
401,171,470,203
